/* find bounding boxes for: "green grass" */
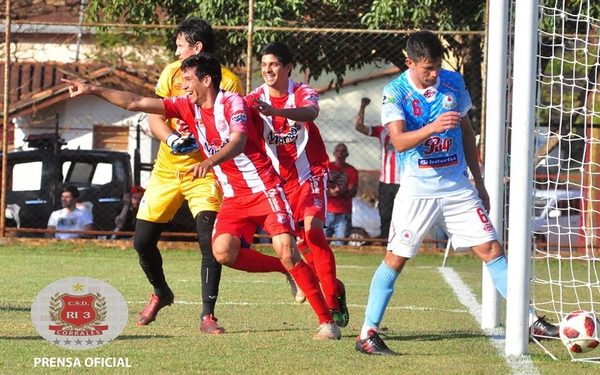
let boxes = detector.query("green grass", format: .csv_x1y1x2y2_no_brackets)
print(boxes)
0,241,597,374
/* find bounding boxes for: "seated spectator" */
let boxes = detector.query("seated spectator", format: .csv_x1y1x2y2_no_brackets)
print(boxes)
47,185,94,239
114,185,145,236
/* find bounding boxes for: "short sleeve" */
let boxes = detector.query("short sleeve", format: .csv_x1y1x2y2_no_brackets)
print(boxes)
381,85,405,125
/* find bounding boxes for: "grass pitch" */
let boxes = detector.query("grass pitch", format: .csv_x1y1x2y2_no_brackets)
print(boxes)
0,240,597,374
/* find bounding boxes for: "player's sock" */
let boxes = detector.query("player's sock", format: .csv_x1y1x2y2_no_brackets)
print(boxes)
133,219,171,295
297,238,317,273
288,260,333,324
196,211,221,318
231,247,287,273
305,226,339,309
362,261,399,338
485,255,508,299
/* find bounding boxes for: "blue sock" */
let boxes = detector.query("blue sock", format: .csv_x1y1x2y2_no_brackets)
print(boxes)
364,261,400,329
486,255,508,299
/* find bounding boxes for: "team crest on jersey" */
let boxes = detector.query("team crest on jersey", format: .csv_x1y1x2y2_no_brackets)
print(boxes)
276,212,289,224
313,198,323,209
423,88,437,101
442,93,457,110
216,119,228,132
382,95,395,105
400,230,414,245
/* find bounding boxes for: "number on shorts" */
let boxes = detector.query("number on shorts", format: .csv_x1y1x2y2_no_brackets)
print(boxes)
476,208,489,224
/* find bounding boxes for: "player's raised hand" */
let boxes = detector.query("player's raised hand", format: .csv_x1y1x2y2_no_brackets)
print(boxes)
360,97,371,108
430,111,461,133
61,78,93,98
252,99,276,116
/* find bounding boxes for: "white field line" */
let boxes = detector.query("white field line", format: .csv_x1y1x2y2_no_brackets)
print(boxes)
127,299,467,313
438,267,539,375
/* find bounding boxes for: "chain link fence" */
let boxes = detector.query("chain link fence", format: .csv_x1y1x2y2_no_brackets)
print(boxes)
1,1,485,245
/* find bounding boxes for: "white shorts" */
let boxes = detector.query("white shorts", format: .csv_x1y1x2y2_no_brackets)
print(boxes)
387,188,498,258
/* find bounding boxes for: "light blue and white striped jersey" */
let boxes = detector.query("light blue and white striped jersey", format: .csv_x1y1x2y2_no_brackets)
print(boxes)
381,69,474,197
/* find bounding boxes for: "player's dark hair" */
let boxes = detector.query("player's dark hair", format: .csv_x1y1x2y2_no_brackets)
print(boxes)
62,185,79,199
406,30,444,62
175,17,216,53
181,53,222,90
260,42,293,77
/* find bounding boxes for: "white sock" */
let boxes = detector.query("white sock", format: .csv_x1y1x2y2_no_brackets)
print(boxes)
360,325,378,339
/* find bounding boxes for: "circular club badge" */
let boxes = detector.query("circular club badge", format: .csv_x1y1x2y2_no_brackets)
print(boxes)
31,277,128,350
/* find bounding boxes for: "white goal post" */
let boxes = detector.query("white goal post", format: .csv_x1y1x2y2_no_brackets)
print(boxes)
483,0,600,359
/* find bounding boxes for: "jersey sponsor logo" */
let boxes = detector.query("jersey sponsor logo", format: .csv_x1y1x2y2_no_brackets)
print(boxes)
423,136,453,155
231,113,247,124
267,122,302,145
305,93,318,102
442,93,457,110
203,138,228,156
417,154,459,168
382,95,395,105
207,196,220,204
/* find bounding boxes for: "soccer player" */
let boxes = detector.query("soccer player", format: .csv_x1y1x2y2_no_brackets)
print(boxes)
132,18,243,334
354,97,401,241
355,30,558,355
62,53,341,340
245,42,349,327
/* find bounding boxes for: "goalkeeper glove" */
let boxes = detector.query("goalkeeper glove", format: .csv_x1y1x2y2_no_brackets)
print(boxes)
166,132,199,155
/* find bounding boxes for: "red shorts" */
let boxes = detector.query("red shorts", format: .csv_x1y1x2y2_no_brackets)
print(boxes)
213,186,296,242
285,174,327,224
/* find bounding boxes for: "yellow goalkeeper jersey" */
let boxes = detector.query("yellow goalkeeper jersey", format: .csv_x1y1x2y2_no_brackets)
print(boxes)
153,60,243,171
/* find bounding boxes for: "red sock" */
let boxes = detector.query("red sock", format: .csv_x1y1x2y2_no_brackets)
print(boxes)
231,247,287,274
306,227,339,310
297,238,317,274
288,261,332,324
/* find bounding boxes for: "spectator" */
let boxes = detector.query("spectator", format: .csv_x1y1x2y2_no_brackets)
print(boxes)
354,97,401,241
113,185,145,237
325,143,358,245
47,185,94,239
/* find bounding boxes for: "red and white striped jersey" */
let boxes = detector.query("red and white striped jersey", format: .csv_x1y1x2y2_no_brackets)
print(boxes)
245,80,329,190
162,91,282,197
369,125,401,185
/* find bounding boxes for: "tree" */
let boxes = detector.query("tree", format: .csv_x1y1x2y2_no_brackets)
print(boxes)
86,1,486,125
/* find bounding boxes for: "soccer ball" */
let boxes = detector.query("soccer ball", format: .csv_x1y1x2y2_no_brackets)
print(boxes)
559,310,600,353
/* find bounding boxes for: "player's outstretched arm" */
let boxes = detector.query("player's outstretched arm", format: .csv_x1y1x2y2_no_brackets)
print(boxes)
61,78,166,116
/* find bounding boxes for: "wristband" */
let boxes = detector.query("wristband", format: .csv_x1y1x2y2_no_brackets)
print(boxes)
165,133,179,147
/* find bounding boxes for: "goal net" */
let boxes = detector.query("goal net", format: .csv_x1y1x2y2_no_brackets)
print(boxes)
528,1,600,362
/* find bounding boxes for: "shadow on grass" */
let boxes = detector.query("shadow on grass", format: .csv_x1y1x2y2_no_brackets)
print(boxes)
381,331,487,342
0,336,44,340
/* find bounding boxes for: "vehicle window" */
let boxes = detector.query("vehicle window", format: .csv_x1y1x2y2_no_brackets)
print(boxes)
62,161,113,186
91,163,112,185
12,161,42,191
